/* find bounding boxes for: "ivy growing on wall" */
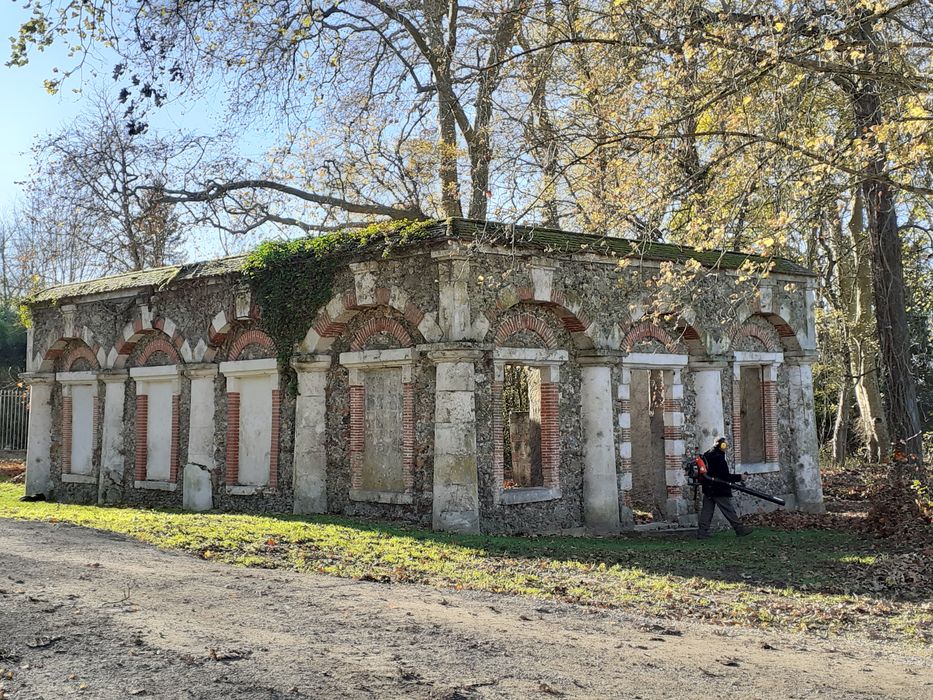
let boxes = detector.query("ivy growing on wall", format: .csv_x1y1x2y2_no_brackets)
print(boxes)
241,219,436,365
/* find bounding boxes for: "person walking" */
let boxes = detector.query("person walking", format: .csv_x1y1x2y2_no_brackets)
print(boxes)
696,437,754,539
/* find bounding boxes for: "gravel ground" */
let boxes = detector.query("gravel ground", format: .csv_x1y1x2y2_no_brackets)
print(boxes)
0,519,930,699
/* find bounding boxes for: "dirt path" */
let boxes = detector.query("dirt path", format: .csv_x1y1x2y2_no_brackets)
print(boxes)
0,520,929,699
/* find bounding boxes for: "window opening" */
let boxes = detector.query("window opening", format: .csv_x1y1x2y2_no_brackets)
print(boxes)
502,364,543,488
629,368,667,520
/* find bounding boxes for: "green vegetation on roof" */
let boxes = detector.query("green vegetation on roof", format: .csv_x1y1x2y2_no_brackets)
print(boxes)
433,218,813,276
27,217,811,306
27,254,249,304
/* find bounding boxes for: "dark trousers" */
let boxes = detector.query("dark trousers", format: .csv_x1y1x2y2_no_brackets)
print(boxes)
697,494,744,535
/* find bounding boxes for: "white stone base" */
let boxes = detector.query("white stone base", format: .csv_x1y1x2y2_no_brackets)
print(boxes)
62,473,97,485
349,489,414,505
498,486,562,505
134,480,178,492
183,463,213,511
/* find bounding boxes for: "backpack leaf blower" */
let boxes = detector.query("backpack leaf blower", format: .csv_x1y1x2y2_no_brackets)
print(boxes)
684,456,786,506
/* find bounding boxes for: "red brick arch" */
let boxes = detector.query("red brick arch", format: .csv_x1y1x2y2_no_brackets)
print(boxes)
62,342,100,371
493,286,594,349
114,314,190,368
620,321,682,353
228,328,275,361
301,287,429,353
494,312,559,349
732,322,781,353
37,328,105,372
349,317,414,351
135,336,182,366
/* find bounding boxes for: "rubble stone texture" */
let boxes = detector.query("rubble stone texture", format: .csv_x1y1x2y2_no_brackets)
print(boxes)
21,219,822,533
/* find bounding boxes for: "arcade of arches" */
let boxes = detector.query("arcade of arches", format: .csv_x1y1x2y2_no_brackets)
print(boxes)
21,224,823,534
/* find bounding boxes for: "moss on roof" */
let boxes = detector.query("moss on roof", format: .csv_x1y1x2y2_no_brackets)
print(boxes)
430,219,813,276
28,218,811,304
29,254,248,304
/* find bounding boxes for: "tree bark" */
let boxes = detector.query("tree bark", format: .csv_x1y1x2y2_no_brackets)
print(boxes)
832,379,851,467
854,85,924,474
841,191,890,462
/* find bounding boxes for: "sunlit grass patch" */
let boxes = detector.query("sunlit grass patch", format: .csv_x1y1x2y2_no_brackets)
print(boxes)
0,482,929,644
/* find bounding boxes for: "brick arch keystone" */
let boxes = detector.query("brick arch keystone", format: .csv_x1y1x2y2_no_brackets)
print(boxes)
135,336,183,366
62,342,101,371
731,319,782,353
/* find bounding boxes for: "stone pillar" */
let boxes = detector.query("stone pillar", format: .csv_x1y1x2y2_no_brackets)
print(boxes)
786,356,825,512
23,373,54,498
184,365,217,511
291,356,331,514
430,349,482,533
690,361,726,449
98,371,128,505
579,357,620,533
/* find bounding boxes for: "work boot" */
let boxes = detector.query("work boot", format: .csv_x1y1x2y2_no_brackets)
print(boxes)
735,526,754,537
696,531,711,540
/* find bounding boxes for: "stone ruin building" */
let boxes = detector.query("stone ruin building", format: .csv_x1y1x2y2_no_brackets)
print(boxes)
21,219,824,534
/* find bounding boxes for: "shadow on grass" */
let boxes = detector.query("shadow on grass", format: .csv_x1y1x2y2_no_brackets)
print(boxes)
3,481,914,603
79,499,898,601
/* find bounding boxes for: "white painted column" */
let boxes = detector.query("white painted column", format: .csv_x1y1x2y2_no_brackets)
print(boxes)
429,349,482,533
23,373,54,498
98,370,128,505
690,362,727,450
183,364,218,511
292,355,331,514
579,357,620,533
786,356,825,513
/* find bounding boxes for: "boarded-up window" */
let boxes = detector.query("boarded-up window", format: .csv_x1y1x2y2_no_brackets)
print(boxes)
362,368,404,492
145,381,173,481
69,383,95,475
238,375,273,486
740,366,765,463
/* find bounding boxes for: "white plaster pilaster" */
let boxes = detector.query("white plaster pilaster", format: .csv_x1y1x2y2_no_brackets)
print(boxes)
22,373,54,497
181,364,217,511
429,349,482,533
432,248,485,341
292,355,331,514
786,355,824,512
579,357,620,533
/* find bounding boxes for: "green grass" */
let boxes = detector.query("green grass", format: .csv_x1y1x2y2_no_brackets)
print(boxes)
0,482,930,644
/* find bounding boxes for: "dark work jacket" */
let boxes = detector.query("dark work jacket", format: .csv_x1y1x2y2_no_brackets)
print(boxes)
701,448,742,497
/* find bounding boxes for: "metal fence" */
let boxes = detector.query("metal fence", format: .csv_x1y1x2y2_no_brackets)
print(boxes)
0,387,29,451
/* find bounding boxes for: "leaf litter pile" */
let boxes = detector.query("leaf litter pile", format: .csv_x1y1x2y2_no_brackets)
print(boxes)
0,481,930,645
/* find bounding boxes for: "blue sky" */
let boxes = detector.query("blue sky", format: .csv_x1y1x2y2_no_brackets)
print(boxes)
0,2,275,260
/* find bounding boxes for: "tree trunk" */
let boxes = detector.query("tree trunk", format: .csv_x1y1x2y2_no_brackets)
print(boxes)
832,379,851,467
845,191,890,462
437,88,463,219
855,87,924,475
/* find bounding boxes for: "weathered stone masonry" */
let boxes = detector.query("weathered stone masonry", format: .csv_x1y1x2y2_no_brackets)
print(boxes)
22,220,824,534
